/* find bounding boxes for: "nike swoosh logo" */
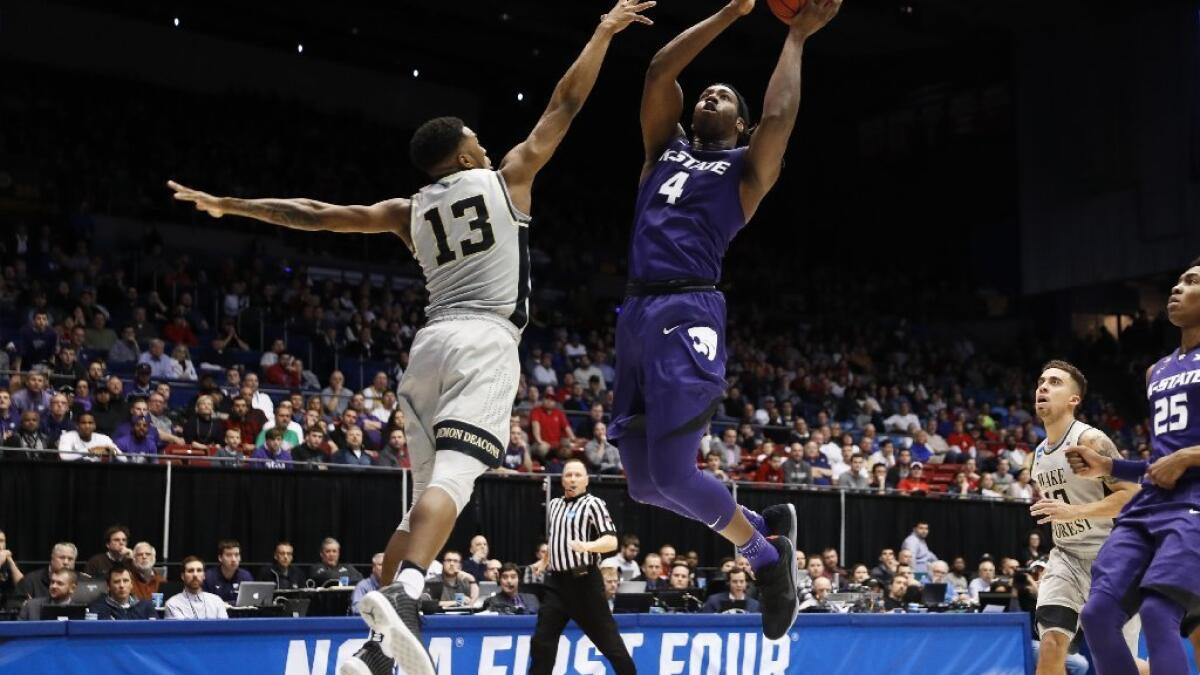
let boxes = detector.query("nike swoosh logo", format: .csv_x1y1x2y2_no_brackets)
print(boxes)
1190,509,1200,515
663,325,682,335
707,515,722,528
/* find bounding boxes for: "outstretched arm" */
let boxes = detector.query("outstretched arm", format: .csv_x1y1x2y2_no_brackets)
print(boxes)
740,0,841,221
641,0,753,175
500,0,655,214
167,180,414,251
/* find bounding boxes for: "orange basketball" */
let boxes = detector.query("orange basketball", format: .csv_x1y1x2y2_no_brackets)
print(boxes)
766,0,806,24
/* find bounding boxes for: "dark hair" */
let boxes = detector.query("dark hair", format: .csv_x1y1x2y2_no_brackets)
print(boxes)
726,568,748,581
442,549,462,561
712,82,754,146
620,533,641,547
410,116,466,177
180,555,204,570
217,539,240,556
264,427,284,440
1040,359,1088,400
671,562,691,575
500,562,520,577
104,524,131,544
275,540,294,551
106,562,132,583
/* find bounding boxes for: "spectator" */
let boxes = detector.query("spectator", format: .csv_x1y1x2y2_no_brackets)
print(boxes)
753,451,786,484
799,576,833,612
0,391,17,441
927,560,961,604
12,369,52,417
84,525,134,580
162,313,197,348
542,439,573,475
884,401,920,433
165,556,229,619
897,462,930,494
948,471,972,496
438,550,479,607
714,427,742,469
1006,468,1034,500
224,397,262,453
801,441,833,486
523,542,549,585
462,536,490,580
837,454,870,490
485,562,540,614
13,310,58,372
483,560,503,583
531,353,558,388
870,548,897,584
0,530,23,606
634,553,666,590
167,344,198,381
923,419,950,461
308,538,363,587
137,339,174,380
292,425,331,467
869,462,889,493
50,345,87,385
108,325,140,364
146,393,184,446
968,559,996,601
702,568,759,613
17,542,78,600
182,395,225,450
256,400,303,449
213,428,247,466
115,416,158,463
242,372,274,419
203,540,253,604
702,451,730,482
530,393,574,459
330,426,372,469
502,426,533,472
583,422,622,474
883,575,909,610
360,371,390,415
901,522,936,575
251,428,293,469
350,553,386,615
320,370,350,417
601,566,620,613
327,408,361,451
947,557,970,592
17,569,75,620
260,339,286,370
58,412,121,462
868,438,897,469
1021,532,1044,566
257,541,306,590
4,411,52,461
129,542,164,601
780,442,809,484
265,353,300,388
885,448,914,488
84,312,118,352
909,429,933,464
977,473,1003,499
89,564,155,620
39,393,74,447
667,562,694,592
601,534,641,582
991,458,1015,491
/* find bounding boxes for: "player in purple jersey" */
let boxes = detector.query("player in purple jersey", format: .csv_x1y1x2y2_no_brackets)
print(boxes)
607,0,841,641
1068,257,1200,675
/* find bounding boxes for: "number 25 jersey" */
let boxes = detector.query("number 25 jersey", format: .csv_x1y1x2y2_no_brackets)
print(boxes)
409,169,531,331
628,137,748,283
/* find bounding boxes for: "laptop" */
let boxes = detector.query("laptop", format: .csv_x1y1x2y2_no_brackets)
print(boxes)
42,605,87,621
978,592,1015,612
617,580,646,594
477,581,498,602
235,581,277,608
613,593,653,614
921,582,948,606
73,580,108,605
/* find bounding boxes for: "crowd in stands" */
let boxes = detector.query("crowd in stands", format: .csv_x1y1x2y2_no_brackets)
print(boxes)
1,520,1051,622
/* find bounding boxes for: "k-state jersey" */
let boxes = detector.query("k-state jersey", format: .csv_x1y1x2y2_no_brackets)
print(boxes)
628,136,748,283
1145,348,1200,488
409,169,530,331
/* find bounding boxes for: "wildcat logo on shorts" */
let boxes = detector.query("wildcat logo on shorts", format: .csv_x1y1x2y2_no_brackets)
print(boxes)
687,326,718,362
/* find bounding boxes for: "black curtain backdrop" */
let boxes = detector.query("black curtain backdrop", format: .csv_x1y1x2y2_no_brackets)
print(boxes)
0,462,1046,573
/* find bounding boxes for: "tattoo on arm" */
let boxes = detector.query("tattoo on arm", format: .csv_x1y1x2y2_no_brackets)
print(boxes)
1086,431,1123,487
236,200,320,230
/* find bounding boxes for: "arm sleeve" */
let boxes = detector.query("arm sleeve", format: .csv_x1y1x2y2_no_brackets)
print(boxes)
1111,458,1148,483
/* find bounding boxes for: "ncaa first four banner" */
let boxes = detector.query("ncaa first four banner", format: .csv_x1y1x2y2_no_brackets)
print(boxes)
0,613,1033,674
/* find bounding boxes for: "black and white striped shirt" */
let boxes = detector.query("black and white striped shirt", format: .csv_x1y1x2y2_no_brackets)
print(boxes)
547,492,617,572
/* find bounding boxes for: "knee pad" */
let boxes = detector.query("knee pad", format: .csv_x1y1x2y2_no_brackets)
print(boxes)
426,450,489,514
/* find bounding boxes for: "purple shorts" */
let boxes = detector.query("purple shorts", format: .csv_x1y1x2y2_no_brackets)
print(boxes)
608,292,726,442
1090,483,1200,615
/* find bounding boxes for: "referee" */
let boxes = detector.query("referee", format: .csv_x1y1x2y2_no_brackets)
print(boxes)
529,459,636,675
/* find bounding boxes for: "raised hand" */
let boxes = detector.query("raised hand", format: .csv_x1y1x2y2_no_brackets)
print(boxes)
728,0,756,17
792,0,842,37
600,0,656,34
1065,444,1112,479
167,180,226,218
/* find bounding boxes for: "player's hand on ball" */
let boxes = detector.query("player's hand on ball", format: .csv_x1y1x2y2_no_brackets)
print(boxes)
728,0,756,17
1030,497,1075,524
792,0,842,37
1147,452,1188,489
167,180,226,218
1065,444,1111,478
568,540,589,553
600,0,656,34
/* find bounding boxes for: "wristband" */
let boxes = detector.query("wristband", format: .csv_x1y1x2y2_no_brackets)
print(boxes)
1110,458,1147,482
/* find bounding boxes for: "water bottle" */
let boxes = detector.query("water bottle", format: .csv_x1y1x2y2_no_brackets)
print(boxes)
151,593,164,609
339,575,350,587
455,592,466,606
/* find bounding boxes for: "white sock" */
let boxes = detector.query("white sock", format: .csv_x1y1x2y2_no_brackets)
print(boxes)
398,568,424,600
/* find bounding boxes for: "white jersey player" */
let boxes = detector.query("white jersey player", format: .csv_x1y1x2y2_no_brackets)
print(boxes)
1028,360,1144,675
166,4,655,673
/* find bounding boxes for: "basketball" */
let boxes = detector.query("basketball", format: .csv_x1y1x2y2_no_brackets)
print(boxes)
767,0,806,24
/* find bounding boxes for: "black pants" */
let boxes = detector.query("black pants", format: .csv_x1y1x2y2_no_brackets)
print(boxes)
529,569,636,675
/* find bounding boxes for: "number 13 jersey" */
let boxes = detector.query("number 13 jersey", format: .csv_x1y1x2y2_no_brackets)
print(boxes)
409,169,531,331
628,137,748,283
1032,420,1115,559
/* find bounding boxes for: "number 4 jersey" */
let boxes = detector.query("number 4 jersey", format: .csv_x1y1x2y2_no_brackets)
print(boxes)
409,169,531,331
1032,420,1116,559
628,136,748,283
